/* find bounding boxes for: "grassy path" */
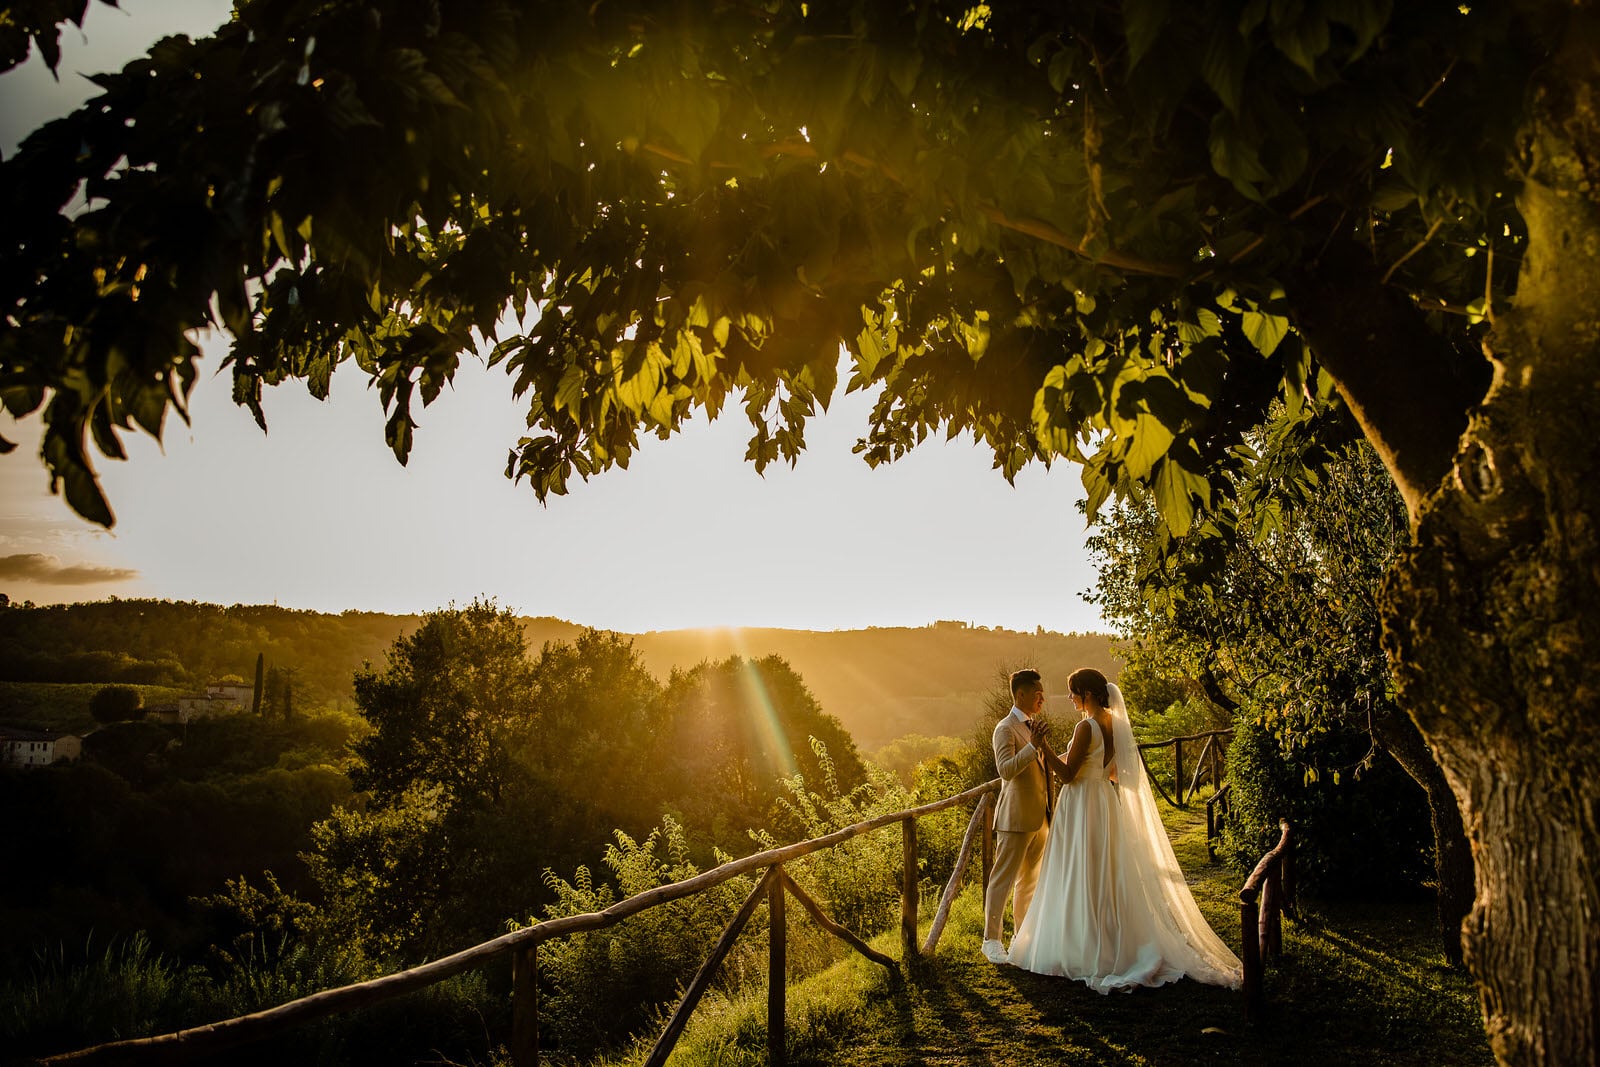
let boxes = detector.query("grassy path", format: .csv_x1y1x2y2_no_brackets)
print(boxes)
632,803,1492,1066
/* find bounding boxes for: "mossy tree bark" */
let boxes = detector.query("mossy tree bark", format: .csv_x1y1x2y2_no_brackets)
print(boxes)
1372,706,1473,967
1309,11,1600,1061
1283,9,1600,1058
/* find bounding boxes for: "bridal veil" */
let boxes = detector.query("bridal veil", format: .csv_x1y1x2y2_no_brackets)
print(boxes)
1106,682,1243,988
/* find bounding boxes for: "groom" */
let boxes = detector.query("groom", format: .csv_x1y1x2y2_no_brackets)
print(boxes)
982,668,1052,963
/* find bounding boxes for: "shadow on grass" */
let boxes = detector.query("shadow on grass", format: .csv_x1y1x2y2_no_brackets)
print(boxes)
808,807,1490,1067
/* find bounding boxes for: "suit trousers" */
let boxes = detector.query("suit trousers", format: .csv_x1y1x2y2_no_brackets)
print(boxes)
984,824,1048,942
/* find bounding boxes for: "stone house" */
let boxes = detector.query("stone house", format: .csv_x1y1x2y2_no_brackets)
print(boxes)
0,726,83,767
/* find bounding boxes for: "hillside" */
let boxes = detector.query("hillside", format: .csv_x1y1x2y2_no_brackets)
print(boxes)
0,601,1116,748
626,623,1117,748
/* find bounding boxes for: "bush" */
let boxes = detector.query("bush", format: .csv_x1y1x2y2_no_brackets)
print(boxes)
1221,710,1434,895
527,815,760,1059
90,684,144,723
754,741,918,936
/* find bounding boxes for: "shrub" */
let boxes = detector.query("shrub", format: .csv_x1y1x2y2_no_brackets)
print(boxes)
526,815,759,1059
0,933,202,1057
754,741,915,937
1221,709,1434,895
90,684,144,723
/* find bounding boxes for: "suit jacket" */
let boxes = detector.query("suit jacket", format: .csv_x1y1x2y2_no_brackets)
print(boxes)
992,710,1050,832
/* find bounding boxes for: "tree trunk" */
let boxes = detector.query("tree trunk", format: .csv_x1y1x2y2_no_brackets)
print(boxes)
1384,10,1600,1062
1372,706,1472,966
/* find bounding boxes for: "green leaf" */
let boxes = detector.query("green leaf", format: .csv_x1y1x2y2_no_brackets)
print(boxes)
1,383,46,418
45,430,114,528
1082,460,1115,518
1124,0,1172,69
1324,0,1393,60
1124,413,1175,480
1200,25,1249,112
664,85,721,162
1153,457,1208,537
1208,111,1270,201
1242,309,1290,357
1371,178,1416,213
888,48,922,98
1048,48,1074,94
553,365,584,413
1271,10,1331,76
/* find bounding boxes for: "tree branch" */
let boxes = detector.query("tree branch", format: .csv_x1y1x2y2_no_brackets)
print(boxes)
1287,239,1491,520
636,141,1189,279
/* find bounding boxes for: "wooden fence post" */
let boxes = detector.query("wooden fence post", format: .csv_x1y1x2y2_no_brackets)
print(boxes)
769,869,786,1067
1240,886,1263,1023
511,944,538,1067
1174,738,1186,807
980,803,994,914
1282,825,1296,919
1262,874,1281,957
901,817,919,959
923,793,990,956
644,869,774,1067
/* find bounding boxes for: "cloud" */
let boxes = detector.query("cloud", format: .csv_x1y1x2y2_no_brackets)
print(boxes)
0,553,139,586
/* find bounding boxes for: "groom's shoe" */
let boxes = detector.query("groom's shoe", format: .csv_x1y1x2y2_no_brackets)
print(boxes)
981,939,1008,964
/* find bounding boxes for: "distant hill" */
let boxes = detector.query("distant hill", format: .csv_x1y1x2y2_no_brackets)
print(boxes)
623,624,1117,749
0,601,1117,749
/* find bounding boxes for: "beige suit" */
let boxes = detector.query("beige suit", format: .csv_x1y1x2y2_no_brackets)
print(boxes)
984,708,1051,943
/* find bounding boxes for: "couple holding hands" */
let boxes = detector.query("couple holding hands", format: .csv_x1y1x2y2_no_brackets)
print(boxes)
981,668,1242,993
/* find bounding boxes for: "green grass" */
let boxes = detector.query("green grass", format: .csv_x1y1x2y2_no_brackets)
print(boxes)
0,682,190,733
587,801,1490,1067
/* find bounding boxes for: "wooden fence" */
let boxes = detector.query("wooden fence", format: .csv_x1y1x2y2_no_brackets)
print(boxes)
40,736,1290,1066
1136,728,1232,808
41,780,1003,1067
1206,781,1232,861
1240,819,1296,1022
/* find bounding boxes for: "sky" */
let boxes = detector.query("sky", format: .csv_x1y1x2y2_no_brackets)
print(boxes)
0,1,1108,634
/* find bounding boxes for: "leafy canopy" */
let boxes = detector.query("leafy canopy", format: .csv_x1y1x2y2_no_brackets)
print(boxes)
1,0,1527,539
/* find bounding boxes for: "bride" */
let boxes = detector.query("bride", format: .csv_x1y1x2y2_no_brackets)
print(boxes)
1006,668,1243,992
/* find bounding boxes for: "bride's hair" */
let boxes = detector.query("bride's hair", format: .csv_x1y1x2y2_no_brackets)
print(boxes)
1067,667,1110,707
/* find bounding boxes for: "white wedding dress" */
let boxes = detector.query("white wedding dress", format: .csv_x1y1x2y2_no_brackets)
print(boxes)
1007,684,1242,993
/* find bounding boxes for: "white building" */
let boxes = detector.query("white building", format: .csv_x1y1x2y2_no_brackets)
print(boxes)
0,726,82,768
177,693,238,721
204,682,255,710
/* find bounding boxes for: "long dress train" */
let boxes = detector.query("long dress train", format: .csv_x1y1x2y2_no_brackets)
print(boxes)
1006,685,1242,993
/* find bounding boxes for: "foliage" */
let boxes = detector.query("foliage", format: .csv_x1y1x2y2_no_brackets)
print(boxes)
0,681,186,733
302,784,452,962
1116,644,1223,737
0,933,200,1054
1089,438,1435,891
350,599,534,808
0,716,355,981
89,683,145,722
1222,711,1433,894
752,740,914,935
0,0,1523,549
526,815,758,1059
0,599,421,708
0,927,496,1067
868,733,964,787
318,611,882,966
656,655,867,836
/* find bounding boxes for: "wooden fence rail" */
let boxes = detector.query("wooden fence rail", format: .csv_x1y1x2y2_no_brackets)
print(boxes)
1136,728,1233,808
1240,819,1296,1023
39,734,1278,1065
40,779,1003,1067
